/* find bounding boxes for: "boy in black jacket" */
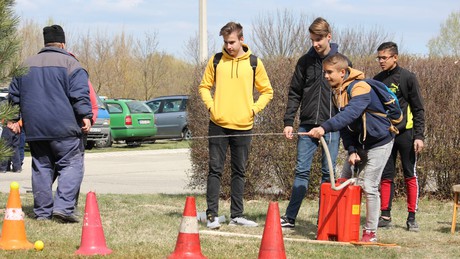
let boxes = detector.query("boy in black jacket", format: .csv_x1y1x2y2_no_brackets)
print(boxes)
374,42,425,232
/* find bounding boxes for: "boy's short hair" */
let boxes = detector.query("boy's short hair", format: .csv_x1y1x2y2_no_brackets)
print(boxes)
323,53,349,70
309,17,332,37
220,22,243,38
377,42,399,55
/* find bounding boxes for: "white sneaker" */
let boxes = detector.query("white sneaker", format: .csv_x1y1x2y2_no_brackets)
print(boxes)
229,217,258,227
207,217,221,229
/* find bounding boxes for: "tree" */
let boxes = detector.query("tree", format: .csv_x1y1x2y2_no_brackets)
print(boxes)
252,9,311,59
0,0,23,159
428,11,460,57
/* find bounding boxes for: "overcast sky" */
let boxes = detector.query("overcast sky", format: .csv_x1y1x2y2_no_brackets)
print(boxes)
14,0,459,59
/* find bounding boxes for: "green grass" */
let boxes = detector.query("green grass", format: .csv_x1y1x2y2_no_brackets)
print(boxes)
0,193,458,258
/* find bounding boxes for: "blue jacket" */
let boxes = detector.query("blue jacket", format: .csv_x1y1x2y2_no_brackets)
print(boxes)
322,67,396,154
9,47,92,141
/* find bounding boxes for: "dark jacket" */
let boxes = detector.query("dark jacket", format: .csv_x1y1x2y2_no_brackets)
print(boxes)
373,65,425,140
8,47,92,141
322,68,398,154
284,43,343,127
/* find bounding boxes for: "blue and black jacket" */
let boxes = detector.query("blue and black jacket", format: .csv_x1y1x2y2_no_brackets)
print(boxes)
9,47,92,141
321,67,399,154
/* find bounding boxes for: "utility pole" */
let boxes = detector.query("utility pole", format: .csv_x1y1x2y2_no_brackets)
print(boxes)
199,0,208,63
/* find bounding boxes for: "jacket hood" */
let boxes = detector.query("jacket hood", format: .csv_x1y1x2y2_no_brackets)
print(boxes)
307,43,339,58
222,43,252,60
334,67,365,96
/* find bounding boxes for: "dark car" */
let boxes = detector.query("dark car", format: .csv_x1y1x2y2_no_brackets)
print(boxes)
145,95,190,141
105,99,157,146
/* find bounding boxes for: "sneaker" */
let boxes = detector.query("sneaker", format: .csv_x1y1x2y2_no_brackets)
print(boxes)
36,216,51,221
378,216,392,228
52,211,79,224
280,215,295,228
207,217,221,230
361,230,377,243
406,219,420,232
229,217,258,227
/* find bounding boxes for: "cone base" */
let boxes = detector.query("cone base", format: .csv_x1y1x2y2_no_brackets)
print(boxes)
75,247,113,256
0,240,34,250
167,251,207,259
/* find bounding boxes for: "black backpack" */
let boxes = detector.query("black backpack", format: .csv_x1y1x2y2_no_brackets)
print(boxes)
212,52,258,87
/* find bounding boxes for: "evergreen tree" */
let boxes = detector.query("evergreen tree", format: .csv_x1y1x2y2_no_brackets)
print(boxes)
0,0,24,159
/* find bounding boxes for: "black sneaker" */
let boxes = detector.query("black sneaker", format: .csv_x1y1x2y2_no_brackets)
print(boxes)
53,211,79,224
280,215,295,228
406,219,420,232
378,216,392,228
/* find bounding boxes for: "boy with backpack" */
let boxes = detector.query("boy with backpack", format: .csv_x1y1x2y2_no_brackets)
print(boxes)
374,42,425,232
306,53,402,242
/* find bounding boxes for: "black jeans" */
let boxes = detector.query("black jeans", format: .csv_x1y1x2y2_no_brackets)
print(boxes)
206,121,252,219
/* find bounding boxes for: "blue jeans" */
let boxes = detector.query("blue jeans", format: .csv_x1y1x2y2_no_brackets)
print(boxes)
285,125,340,220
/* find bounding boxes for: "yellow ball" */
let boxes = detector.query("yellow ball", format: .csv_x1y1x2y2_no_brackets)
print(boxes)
10,182,19,190
34,240,44,251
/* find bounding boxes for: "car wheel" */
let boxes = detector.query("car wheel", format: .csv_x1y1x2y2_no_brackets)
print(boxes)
182,128,192,141
96,132,113,148
85,140,95,150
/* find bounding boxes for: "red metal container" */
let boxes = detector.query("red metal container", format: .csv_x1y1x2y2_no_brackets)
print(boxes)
317,182,362,242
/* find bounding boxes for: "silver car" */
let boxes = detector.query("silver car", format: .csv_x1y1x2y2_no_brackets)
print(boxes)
145,95,190,141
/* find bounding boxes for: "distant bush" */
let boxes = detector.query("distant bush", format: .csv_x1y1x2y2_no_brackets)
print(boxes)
187,55,460,200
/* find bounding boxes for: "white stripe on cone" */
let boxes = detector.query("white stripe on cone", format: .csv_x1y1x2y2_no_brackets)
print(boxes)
179,216,199,234
4,208,24,220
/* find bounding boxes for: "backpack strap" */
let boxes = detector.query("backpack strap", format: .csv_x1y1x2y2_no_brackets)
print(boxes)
398,68,409,101
249,54,258,88
212,52,258,87
213,52,223,84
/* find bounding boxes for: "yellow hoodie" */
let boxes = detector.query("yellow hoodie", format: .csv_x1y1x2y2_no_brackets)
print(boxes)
199,44,273,130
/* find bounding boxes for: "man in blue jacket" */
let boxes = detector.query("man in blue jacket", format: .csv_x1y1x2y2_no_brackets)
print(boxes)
306,53,401,243
9,25,92,223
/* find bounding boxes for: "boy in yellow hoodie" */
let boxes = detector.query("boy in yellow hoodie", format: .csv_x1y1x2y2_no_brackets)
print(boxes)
199,21,273,229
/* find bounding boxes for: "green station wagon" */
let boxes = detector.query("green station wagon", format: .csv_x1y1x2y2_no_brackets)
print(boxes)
104,99,157,146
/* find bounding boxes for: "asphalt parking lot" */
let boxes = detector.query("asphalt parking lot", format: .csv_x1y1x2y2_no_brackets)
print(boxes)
0,148,197,195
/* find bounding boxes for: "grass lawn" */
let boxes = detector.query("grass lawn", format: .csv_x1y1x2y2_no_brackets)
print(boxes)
0,192,458,258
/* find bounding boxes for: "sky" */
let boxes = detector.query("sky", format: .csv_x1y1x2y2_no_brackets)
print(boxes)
13,0,459,59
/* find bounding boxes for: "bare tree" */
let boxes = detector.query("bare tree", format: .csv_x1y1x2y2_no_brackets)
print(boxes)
334,25,394,58
252,9,312,59
183,31,218,65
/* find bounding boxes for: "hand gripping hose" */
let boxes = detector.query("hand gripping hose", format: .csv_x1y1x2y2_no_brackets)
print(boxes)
320,136,356,190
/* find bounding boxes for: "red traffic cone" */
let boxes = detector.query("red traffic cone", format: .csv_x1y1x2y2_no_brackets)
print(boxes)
168,196,206,259
75,191,112,255
0,182,34,250
258,202,286,259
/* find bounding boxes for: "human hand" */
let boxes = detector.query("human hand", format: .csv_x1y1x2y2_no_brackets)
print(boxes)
81,118,91,134
283,126,294,139
7,121,20,134
414,139,424,154
348,153,361,166
305,127,325,139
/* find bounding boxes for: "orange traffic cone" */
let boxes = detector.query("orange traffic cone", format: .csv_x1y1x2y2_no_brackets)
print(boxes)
168,196,206,259
75,191,112,255
0,182,34,250
258,202,286,259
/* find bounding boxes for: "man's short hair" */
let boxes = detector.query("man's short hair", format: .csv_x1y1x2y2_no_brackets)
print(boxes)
323,53,349,70
309,17,332,37
220,22,243,38
377,42,399,55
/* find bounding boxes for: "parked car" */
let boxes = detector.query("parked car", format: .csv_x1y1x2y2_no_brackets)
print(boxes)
85,95,111,149
104,99,157,146
145,95,190,141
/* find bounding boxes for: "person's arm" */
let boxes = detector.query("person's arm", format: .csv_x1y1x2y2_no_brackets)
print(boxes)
88,80,98,125
68,68,93,124
252,59,273,114
198,56,216,112
283,59,304,127
407,72,425,152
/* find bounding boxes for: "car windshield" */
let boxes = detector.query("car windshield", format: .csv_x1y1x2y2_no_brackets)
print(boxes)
127,101,152,113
